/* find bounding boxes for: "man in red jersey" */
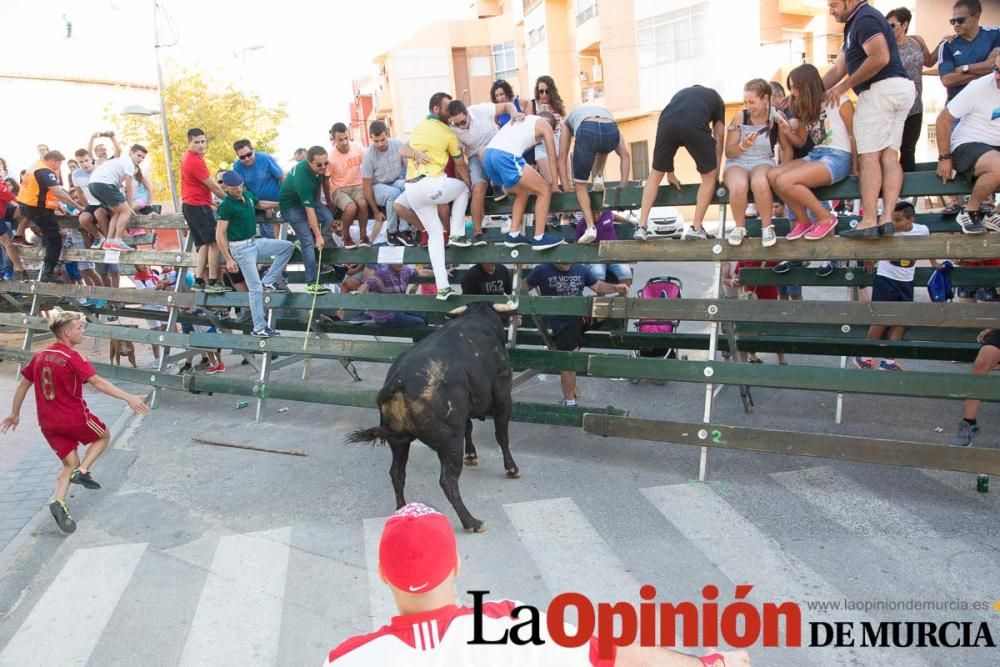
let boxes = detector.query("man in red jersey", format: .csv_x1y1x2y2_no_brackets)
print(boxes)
181,127,228,293
1,309,149,533
325,502,750,666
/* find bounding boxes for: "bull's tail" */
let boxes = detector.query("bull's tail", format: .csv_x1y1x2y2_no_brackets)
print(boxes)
345,426,391,446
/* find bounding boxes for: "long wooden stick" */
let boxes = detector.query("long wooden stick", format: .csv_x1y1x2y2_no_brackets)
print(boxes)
190,437,307,457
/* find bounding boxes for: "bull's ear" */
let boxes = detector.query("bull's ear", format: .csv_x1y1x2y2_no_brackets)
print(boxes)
448,305,469,316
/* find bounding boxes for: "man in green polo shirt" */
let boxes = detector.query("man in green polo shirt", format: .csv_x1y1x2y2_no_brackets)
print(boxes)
278,145,334,294
217,171,295,338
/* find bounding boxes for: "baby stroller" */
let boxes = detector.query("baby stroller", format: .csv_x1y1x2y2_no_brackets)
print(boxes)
629,276,684,385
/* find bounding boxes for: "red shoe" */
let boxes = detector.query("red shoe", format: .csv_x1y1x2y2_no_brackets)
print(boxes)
419,231,429,248
206,362,226,374
358,235,372,248
342,234,356,250
786,221,812,241
804,214,838,240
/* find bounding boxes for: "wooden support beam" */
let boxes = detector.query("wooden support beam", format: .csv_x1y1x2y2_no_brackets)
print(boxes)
738,266,1000,287
581,415,1000,475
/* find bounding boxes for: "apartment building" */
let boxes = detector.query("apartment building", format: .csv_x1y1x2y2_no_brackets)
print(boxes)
358,0,1000,184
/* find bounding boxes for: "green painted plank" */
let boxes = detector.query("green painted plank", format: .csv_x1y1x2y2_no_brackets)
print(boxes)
581,415,1000,475
0,280,197,306
595,297,1000,328
738,266,1000,287
586,355,1000,401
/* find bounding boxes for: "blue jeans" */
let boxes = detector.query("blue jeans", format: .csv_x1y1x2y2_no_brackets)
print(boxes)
378,312,427,328
373,180,405,233
571,120,620,182
229,237,295,331
281,205,333,283
255,211,275,239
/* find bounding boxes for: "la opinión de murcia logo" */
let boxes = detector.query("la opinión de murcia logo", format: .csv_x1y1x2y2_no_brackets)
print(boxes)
466,587,998,659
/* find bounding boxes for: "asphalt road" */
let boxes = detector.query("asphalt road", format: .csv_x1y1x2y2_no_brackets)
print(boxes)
0,258,997,667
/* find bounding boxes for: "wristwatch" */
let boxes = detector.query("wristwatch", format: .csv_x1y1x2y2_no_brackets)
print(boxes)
938,153,953,160
962,64,970,73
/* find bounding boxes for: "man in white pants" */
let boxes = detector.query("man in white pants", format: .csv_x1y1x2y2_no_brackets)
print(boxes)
404,92,472,301
481,111,564,250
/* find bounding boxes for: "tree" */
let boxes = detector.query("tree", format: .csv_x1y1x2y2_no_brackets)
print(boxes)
114,69,287,211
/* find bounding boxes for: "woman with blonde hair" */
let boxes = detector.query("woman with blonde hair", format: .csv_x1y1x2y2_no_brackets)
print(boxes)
1,308,149,533
768,64,856,241
723,78,787,247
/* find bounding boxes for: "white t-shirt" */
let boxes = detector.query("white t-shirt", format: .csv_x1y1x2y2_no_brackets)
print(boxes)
454,103,500,155
89,156,137,187
486,116,543,156
72,168,101,205
877,223,929,282
805,96,852,154
948,73,1000,149
325,600,606,667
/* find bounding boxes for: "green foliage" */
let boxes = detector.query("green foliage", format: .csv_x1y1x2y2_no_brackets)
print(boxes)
114,69,286,210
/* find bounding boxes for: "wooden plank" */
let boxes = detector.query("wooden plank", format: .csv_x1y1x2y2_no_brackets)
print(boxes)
14,247,197,266
594,297,1000,328
0,281,197,307
54,213,186,230
738,266,1000,287
581,415,1000,475
585,355,1000,401
743,214,975,237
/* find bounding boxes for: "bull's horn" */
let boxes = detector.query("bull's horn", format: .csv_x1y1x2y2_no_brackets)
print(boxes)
493,300,519,313
448,305,468,315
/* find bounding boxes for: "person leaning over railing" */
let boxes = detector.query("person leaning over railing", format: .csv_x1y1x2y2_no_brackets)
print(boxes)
14,150,80,283
278,146,335,296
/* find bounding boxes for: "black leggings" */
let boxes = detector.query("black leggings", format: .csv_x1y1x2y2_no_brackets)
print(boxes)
21,206,62,271
899,111,922,173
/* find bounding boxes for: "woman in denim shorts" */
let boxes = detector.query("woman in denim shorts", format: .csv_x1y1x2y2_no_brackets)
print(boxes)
768,64,856,242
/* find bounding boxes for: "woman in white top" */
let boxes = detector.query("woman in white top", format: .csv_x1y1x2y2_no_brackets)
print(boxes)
768,63,856,242
724,78,788,247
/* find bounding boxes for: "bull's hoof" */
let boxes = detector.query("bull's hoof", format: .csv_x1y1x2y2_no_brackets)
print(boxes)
463,521,487,533
505,468,521,479
464,454,479,467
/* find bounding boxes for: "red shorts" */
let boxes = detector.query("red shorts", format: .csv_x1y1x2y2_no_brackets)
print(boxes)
41,413,107,460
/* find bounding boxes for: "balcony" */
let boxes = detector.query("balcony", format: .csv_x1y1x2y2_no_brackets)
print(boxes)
472,0,502,18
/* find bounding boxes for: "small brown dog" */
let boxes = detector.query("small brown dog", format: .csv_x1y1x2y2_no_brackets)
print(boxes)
109,339,137,367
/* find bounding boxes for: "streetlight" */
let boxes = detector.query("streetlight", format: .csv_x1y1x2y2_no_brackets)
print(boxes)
121,104,179,213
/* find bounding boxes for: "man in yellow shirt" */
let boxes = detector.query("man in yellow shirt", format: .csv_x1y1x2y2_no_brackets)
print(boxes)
404,92,472,300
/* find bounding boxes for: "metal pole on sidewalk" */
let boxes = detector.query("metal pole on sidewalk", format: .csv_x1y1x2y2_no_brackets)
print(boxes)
698,191,728,482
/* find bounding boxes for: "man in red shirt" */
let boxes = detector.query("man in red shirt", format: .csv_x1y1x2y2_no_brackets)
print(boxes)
325,502,750,667
181,128,228,293
1,309,149,533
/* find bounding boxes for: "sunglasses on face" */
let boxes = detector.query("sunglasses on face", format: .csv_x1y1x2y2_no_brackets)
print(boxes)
237,152,253,160
888,22,899,29
312,161,329,169
950,16,968,26
536,87,549,95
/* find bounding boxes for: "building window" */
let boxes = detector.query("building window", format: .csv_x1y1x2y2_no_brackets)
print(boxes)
493,41,517,79
636,3,707,66
527,25,547,48
576,0,598,26
631,141,649,181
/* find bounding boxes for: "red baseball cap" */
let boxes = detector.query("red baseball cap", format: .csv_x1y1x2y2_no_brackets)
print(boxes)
379,503,458,594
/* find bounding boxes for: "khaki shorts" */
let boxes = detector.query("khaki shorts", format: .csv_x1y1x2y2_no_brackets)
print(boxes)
854,77,915,154
332,185,364,211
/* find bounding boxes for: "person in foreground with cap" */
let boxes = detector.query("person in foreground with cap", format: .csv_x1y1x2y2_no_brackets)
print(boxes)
325,502,751,666
216,171,294,338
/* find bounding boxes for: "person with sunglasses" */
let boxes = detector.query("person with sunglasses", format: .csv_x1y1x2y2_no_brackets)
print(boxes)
278,146,336,295
935,51,1000,234
885,8,937,175
530,76,566,186
939,0,1000,103
446,98,523,245
232,139,283,239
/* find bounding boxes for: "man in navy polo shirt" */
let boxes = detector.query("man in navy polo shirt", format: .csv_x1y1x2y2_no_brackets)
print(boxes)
823,0,915,239
232,139,284,238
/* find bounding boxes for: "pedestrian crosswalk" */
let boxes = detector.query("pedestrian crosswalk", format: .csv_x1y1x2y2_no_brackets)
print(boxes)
0,467,991,667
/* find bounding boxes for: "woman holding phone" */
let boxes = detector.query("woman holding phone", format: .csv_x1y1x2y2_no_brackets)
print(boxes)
723,79,785,247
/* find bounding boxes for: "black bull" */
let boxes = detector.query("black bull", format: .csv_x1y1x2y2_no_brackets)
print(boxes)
346,301,520,532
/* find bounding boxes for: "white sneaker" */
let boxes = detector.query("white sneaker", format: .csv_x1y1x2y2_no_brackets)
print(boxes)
761,225,777,248
745,203,759,218
591,176,605,193
632,226,647,241
578,226,598,244
727,226,747,246
684,227,709,240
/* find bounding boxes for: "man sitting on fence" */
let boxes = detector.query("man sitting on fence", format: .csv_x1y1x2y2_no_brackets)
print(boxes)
216,171,294,338
935,50,1000,234
354,262,436,328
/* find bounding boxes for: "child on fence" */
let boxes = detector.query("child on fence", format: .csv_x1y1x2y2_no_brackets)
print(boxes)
853,202,929,371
